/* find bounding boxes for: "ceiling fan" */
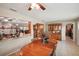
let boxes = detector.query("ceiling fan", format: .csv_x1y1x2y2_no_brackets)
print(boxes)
28,3,46,11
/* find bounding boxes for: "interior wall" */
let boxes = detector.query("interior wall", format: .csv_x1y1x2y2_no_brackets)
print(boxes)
77,20,79,45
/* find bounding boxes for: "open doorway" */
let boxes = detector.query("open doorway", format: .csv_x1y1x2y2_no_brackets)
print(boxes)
66,24,73,39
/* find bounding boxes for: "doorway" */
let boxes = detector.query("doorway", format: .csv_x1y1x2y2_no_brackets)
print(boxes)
66,24,73,39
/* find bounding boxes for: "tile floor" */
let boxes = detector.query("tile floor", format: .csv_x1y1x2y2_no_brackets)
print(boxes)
55,37,79,56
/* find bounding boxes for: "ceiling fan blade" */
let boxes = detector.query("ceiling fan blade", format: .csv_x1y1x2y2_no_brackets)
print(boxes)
27,3,46,11
28,7,32,11
37,3,46,10
28,4,32,11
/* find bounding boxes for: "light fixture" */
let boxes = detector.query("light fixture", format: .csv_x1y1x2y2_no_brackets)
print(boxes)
16,24,19,26
28,3,46,11
4,19,8,22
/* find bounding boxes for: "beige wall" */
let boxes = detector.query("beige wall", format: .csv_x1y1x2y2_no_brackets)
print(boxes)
77,20,79,45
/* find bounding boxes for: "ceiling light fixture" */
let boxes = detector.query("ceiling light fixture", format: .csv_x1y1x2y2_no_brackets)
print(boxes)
4,19,8,22
28,3,46,11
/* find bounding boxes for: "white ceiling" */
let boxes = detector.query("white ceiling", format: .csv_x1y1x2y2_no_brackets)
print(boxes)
0,3,79,22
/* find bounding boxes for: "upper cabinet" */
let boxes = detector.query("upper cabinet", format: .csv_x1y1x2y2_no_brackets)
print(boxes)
33,23,44,39
48,23,62,41
48,24,62,34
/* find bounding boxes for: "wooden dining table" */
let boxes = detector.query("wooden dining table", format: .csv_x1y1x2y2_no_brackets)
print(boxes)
16,39,56,56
